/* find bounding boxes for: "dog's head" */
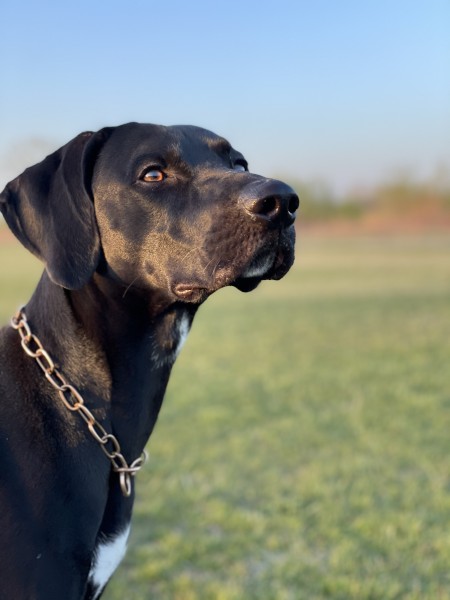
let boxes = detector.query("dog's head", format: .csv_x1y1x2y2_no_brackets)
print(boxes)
0,123,298,303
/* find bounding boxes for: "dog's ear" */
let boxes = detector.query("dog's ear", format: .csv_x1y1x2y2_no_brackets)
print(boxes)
0,128,112,289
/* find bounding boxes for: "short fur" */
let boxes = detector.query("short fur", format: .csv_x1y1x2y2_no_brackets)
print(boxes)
0,123,297,599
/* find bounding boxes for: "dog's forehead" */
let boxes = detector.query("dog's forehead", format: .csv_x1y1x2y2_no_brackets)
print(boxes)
170,125,235,164
170,125,232,153
102,123,235,167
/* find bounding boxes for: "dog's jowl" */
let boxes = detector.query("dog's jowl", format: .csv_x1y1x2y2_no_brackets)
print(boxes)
0,123,298,599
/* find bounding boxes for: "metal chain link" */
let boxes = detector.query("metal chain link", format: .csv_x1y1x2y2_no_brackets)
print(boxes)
11,308,146,497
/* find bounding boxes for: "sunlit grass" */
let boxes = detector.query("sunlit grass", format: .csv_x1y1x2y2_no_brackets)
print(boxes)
1,232,450,599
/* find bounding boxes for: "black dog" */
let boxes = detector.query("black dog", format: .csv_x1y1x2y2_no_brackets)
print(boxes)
0,123,298,599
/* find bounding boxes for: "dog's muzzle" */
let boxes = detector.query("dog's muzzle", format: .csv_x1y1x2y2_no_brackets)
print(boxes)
172,179,298,302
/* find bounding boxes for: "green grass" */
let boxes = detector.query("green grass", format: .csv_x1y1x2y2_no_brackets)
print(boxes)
1,233,450,599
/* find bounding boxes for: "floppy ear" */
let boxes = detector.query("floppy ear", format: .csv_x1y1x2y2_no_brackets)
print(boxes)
0,128,112,289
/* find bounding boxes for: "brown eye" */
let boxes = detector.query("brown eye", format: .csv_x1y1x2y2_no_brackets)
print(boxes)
142,168,165,182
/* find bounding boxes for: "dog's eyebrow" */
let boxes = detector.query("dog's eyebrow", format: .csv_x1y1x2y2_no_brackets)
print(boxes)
133,153,168,170
206,137,232,154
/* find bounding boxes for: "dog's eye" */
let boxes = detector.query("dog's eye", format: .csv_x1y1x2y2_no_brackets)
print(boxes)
233,161,248,172
142,168,166,182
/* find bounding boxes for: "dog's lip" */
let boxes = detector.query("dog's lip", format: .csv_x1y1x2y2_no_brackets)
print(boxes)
234,242,293,289
172,283,209,303
270,247,286,273
246,245,285,280
267,246,290,279
172,239,294,301
172,266,235,302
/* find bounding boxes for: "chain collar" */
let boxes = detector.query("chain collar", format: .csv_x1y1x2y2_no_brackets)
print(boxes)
11,308,147,497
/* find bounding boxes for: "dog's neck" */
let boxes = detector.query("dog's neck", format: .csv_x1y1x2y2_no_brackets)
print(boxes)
25,270,197,463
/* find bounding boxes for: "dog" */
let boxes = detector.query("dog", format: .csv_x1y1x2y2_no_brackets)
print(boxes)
0,122,298,599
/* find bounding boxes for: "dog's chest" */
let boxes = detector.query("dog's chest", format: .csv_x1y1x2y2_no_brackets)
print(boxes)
151,310,191,367
88,524,131,598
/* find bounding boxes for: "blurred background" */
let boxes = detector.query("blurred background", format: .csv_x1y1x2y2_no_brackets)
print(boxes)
1,1,450,598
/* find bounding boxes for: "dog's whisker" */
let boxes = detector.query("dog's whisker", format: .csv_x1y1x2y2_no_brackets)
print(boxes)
203,256,217,274
211,258,221,277
180,246,202,264
122,276,139,299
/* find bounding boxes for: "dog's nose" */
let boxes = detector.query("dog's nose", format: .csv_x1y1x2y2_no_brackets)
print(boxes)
243,181,299,228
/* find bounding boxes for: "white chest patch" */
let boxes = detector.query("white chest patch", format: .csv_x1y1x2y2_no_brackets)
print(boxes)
152,311,191,368
174,312,190,358
88,524,131,599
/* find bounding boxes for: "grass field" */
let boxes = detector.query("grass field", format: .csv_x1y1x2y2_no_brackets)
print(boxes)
1,232,450,599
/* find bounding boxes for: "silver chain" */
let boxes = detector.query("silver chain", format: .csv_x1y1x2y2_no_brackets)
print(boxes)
11,308,146,497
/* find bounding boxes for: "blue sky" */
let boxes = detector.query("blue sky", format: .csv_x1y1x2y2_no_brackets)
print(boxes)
1,0,449,193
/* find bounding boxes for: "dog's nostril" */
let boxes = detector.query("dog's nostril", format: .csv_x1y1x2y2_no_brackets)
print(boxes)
248,193,299,226
260,196,279,218
289,195,299,214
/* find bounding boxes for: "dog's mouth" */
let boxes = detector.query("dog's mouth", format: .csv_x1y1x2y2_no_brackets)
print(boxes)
233,239,294,292
172,231,295,303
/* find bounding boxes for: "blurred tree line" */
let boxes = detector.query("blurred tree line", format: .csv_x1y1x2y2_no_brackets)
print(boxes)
285,168,450,231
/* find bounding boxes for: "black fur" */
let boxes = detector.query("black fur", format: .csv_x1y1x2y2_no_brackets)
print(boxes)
0,123,298,599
